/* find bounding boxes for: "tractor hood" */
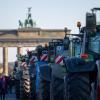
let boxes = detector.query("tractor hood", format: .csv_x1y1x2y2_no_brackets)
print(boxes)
65,57,95,73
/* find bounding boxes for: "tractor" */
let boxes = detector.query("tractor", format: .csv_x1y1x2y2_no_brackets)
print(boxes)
35,44,51,100
63,8,100,100
49,37,70,100
14,50,38,100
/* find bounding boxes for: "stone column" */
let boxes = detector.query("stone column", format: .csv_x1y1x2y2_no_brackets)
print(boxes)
17,47,22,55
3,47,8,76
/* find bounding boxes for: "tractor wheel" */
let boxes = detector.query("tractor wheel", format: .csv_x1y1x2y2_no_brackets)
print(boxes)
20,77,30,100
50,75,64,100
30,77,36,100
64,73,91,100
37,79,50,100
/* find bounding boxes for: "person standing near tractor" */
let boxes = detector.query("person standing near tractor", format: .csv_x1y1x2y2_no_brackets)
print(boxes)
0,75,7,100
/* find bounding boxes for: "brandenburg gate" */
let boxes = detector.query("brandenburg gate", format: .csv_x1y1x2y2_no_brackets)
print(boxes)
0,27,70,76
0,8,71,76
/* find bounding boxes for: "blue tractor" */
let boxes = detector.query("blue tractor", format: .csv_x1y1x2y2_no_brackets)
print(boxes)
35,45,51,100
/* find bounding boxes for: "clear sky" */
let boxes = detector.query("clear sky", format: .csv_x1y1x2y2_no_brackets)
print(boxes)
0,0,100,62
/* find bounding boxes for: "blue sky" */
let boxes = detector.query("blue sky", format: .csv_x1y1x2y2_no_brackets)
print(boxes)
0,0,100,62
0,0,100,30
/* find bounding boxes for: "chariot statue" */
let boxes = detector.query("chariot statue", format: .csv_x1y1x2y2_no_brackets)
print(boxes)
19,7,36,28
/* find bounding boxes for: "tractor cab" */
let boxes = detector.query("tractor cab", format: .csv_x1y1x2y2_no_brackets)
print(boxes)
70,37,82,57
79,8,100,61
89,25,100,55
49,39,64,63
48,37,70,64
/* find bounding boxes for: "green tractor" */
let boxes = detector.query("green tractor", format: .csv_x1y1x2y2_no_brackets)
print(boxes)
14,50,38,100
64,8,100,100
49,37,70,100
20,50,38,100
14,54,31,100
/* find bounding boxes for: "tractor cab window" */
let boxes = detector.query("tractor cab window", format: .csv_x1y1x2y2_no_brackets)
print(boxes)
90,34,100,54
71,37,82,57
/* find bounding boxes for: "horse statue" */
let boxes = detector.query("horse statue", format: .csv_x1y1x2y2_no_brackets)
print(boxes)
19,20,23,28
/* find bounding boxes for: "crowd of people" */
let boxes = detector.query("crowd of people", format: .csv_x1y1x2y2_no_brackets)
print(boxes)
0,75,15,100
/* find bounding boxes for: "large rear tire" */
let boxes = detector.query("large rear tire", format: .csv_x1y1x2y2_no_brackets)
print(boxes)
64,73,91,100
51,75,64,100
20,76,30,100
37,79,50,100
30,77,36,100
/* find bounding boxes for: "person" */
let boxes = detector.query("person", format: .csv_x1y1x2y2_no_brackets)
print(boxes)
0,77,2,100
0,75,7,100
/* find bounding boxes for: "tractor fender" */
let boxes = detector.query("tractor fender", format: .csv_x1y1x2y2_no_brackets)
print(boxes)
36,61,51,82
51,63,66,79
39,62,51,82
65,57,95,73
35,61,51,94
